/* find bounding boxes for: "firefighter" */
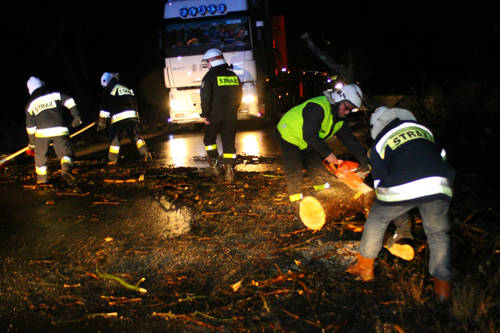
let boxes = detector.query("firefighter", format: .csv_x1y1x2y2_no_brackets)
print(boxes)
25,76,82,185
346,107,455,301
276,84,370,204
97,72,151,165
200,48,242,182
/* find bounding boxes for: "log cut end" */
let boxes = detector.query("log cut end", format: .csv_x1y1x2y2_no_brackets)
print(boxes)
298,178,376,230
299,196,326,230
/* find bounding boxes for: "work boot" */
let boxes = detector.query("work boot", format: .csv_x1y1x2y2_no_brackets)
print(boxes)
206,157,220,177
62,172,76,186
346,253,375,281
37,178,47,185
290,200,301,223
223,163,234,183
142,152,152,163
384,234,415,261
433,278,451,302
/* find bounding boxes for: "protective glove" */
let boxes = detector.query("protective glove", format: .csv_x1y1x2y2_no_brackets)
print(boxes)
356,164,372,179
26,147,35,157
96,118,107,132
71,117,82,128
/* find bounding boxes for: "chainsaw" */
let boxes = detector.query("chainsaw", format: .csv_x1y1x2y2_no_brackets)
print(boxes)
323,159,372,194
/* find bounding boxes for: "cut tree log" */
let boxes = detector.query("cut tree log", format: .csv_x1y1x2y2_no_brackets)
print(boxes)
299,178,376,230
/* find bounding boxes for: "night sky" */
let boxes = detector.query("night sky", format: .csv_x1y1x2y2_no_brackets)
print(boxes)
2,1,499,151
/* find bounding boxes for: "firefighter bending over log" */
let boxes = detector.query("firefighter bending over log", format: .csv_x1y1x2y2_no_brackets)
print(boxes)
346,107,455,301
276,84,369,205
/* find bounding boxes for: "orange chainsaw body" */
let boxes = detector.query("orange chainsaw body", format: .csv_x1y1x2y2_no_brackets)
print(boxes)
323,160,364,191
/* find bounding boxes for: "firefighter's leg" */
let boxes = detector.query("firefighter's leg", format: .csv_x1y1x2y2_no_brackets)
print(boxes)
34,137,50,184
279,136,304,203
107,125,122,164
203,118,223,175
127,121,150,161
383,212,415,261
304,149,332,192
220,117,237,182
53,135,76,185
392,212,414,240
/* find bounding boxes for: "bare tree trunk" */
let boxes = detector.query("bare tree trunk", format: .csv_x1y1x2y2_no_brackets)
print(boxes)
299,178,375,230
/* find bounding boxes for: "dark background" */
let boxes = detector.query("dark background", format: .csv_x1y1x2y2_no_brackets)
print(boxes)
2,1,499,153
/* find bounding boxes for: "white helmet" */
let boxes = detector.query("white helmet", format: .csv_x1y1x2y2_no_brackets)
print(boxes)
27,76,45,95
324,83,363,108
202,48,226,67
101,72,119,87
370,107,417,139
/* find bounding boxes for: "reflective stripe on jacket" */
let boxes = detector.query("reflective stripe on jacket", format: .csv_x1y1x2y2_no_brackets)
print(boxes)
370,119,455,204
99,82,139,125
35,126,69,137
110,110,138,124
25,87,79,144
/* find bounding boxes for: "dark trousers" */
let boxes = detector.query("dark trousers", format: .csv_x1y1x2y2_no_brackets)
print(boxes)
203,112,236,164
35,135,73,181
278,134,330,196
108,119,148,162
360,199,452,281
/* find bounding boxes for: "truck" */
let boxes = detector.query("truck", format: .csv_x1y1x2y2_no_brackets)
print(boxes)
161,0,287,124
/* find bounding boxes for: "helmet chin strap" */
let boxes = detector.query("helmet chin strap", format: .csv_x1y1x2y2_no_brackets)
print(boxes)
323,89,335,104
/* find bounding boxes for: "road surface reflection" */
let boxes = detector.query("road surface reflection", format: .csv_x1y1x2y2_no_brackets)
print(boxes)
154,125,279,171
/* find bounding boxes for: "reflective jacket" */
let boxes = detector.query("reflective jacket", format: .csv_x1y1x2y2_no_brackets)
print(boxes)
370,119,455,204
277,96,368,165
278,96,343,151
99,80,139,126
25,86,79,145
200,64,242,119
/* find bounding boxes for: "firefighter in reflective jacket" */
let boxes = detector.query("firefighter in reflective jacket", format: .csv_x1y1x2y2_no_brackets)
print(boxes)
25,76,82,185
97,72,150,165
276,84,370,203
200,49,242,182
346,107,455,301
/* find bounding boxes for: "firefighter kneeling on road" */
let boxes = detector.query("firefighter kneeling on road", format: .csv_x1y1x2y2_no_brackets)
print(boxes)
346,107,455,302
276,84,370,208
25,76,82,185
200,49,242,183
97,72,151,165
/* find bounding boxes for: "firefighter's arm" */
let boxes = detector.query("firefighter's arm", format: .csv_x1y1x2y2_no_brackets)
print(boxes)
335,123,370,168
200,76,213,119
60,94,82,127
25,107,36,153
369,146,388,188
302,103,332,158
97,110,110,131
26,126,36,156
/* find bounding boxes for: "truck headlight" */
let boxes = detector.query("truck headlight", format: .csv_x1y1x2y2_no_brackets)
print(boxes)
242,94,256,104
169,99,187,112
241,82,257,105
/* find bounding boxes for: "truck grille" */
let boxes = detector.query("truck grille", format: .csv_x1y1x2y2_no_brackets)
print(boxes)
190,92,201,109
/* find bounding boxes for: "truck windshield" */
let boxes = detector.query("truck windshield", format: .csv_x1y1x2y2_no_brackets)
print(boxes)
164,15,251,57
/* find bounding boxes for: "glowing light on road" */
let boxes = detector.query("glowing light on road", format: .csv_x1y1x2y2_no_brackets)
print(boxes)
241,133,259,156
169,137,187,167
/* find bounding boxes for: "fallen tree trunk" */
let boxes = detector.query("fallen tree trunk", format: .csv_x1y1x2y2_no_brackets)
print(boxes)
299,179,376,230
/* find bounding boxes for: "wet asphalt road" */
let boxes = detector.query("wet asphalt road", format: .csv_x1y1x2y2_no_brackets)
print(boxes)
0,119,313,331
150,120,281,170
0,119,282,255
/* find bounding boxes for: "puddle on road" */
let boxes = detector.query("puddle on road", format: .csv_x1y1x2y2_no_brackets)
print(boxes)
149,196,192,238
150,127,280,171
